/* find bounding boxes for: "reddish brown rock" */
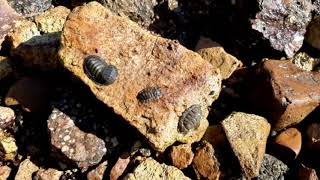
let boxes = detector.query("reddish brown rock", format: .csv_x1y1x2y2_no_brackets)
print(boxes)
87,161,108,180
5,77,51,112
170,143,194,169
110,153,130,180
0,166,11,180
48,109,107,171
202,125,227,148
252,0,313,57
298,164,318,180
192,141,220,180
221,112,270,178
59,2,221,152
0,0,21,48
195,36,243,80
15,159,39,180
274,128,302,159
249,60,320,131
34,168,63,180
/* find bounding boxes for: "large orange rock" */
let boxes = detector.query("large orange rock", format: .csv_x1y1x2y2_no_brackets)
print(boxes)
59,2,222,151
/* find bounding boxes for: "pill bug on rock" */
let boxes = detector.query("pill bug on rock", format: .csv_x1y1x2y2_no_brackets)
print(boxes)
137,87,162,103
84,55,118,85
178,104,202,134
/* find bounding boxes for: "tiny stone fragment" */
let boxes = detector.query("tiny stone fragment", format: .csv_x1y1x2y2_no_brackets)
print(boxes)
87,161,108,180
0,106,15,130
34,168,63,180
195,36,243,79
221,112,270,178
15,159,39,180
192,141,220,180
170,143,194,169
110,153,130,180
0,166,11,180
257,154,289,180
48,109,106,171
7,6,70,70
0,130,17,161
252,0,313,57
124,158,190,180
290,52,320,71
7,0,52,17
274,128,302,159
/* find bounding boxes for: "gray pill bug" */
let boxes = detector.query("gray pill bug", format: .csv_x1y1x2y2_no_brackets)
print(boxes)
178,104,202,134
137,87,162,103
84,55,118,85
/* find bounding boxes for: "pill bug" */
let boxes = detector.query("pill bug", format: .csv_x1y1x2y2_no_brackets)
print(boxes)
178,104,202,134
137,87,162,103
84,55,118,85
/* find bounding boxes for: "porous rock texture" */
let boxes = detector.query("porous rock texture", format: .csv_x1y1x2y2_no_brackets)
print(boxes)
47,108,107,171
59,2,222,152
7,6,70,70
124,158,189,180
221,112,270,179
252,0,313,57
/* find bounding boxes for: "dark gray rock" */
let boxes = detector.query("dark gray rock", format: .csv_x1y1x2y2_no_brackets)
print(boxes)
7,0,52,17
258,154,289,180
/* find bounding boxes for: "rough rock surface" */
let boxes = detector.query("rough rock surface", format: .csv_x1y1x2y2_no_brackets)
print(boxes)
7,0,52,17
0,166,11,180
170,143,194,169
195,36,243,79
5,77,51,112
34,6,70,33
87,161,108,180
257,154,289,180
0,130,17,161
35,168,63,180
59,2,221,152
15,159,39,180
47,108,107,171
0,0,21,48
7,6,69,70
290,52,320,71
250,60,320,131
306,16,320,50
0,57,12,80
110,153,130,180
192,141,220,180
124,158,189,180
103,0,158,27
0,106,15,130
221,112,270,178
252,0,313,57
274,128,302,158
